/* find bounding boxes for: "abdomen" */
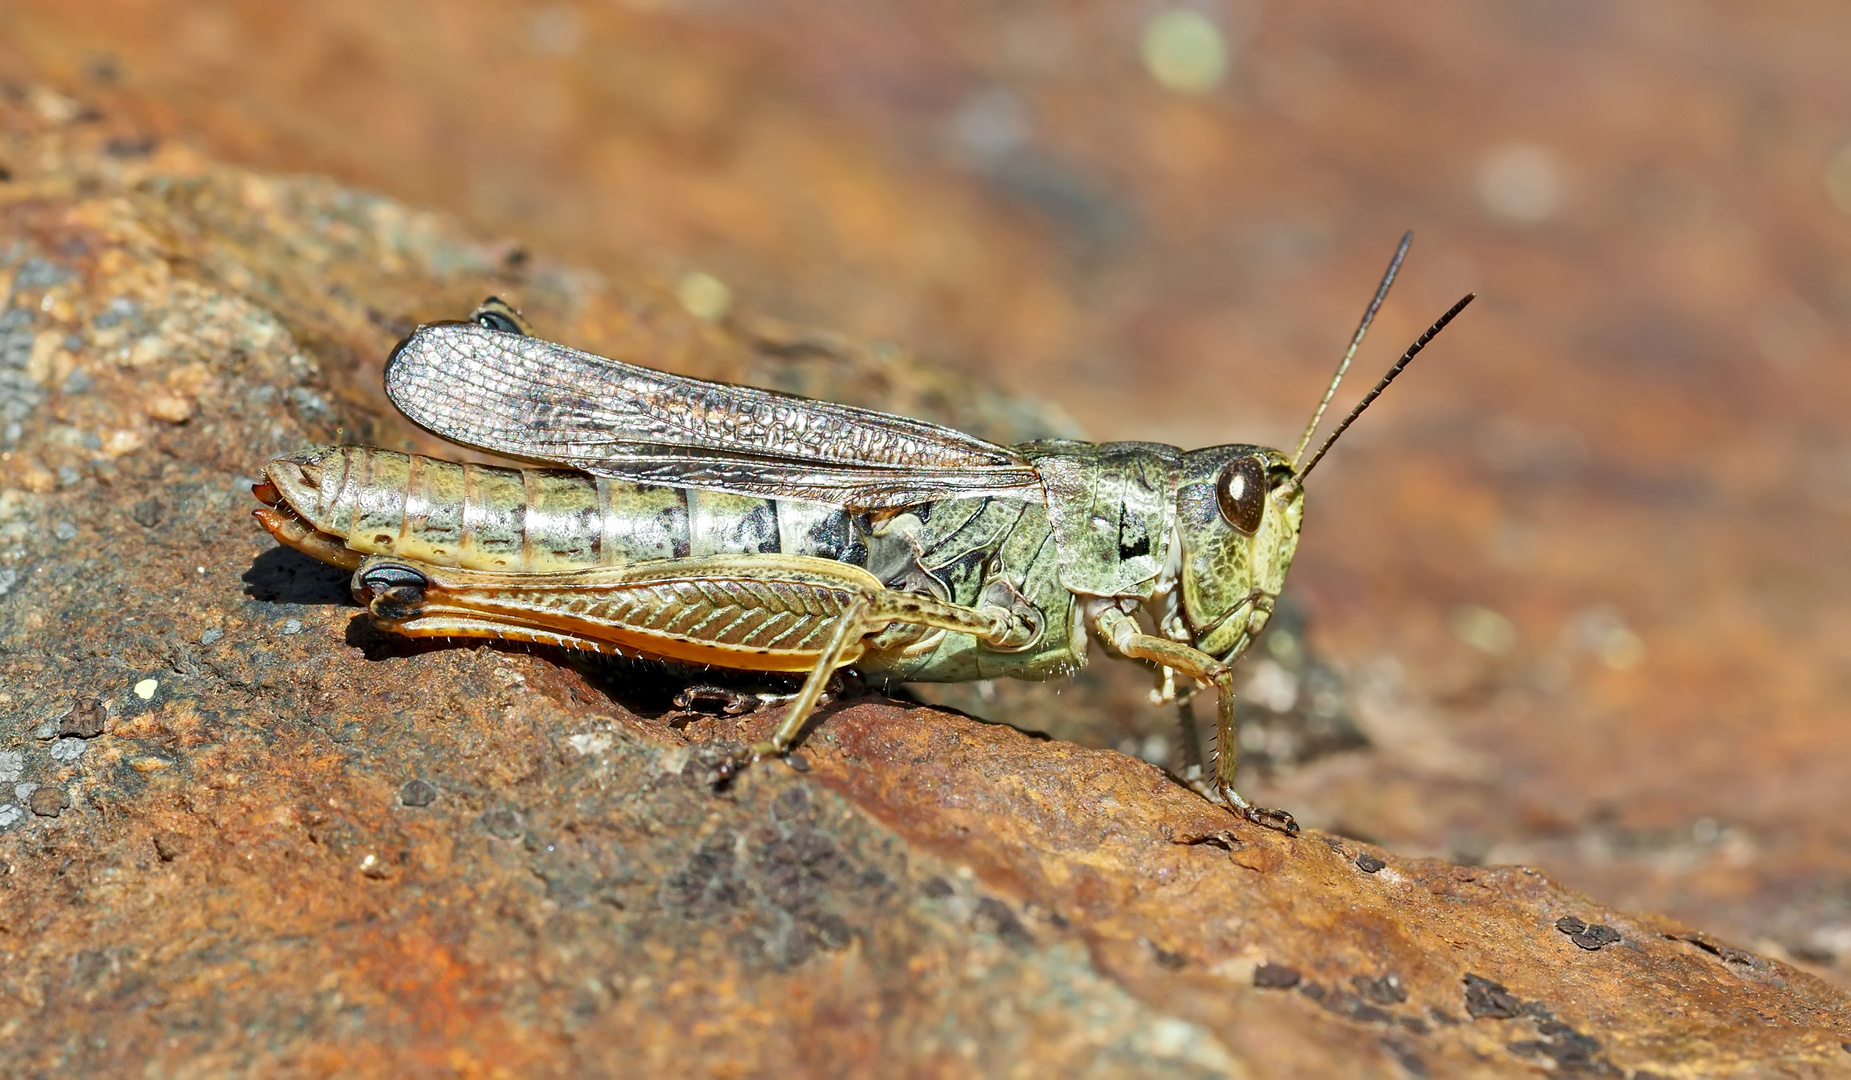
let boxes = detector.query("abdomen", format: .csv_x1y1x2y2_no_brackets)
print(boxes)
263,445,870,573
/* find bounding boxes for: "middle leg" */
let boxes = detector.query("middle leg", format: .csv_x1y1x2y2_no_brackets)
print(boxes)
749,587,1024,761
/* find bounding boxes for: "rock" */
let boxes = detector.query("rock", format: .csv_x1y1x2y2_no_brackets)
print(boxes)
58,697,106,738
0,93,1845,1078
26,785,70,818
398,778,439,808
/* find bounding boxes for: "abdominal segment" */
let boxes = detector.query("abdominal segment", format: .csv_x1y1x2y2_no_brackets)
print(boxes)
260,446,871,574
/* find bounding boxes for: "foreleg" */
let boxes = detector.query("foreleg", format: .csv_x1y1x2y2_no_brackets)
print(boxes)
1095,608,1298,834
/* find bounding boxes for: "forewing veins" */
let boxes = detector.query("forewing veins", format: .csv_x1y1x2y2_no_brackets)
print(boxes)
385,323,1043,508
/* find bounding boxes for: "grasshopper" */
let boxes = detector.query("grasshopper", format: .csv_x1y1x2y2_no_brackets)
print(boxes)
252,233,1469,831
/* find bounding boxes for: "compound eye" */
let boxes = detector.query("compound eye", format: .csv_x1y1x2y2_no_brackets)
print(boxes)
1215,455,1268,536
472,296,528,335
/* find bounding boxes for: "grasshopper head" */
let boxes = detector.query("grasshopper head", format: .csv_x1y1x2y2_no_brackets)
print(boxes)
1169,244,1474,664
1173,446,1304,663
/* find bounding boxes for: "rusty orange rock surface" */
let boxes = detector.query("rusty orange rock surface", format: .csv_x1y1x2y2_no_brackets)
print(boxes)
5,4,1851,986
3,7,1851,1075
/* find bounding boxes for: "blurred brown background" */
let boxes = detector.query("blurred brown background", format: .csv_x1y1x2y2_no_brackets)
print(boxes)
6,0,1851,981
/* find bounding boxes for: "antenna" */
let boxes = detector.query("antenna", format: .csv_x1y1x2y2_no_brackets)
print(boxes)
1290,231,1414,469
1296,293,1475,482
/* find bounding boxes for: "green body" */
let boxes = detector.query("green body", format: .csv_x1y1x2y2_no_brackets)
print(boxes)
262,438,1304,686
256,280,1463,827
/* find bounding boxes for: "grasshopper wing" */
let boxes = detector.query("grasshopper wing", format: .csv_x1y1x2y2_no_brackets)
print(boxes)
385,322,1043,508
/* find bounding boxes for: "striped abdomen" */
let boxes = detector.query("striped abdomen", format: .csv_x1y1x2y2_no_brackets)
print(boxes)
262,446,869,573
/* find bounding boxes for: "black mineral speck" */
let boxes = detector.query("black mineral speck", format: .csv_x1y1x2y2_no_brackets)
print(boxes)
1323,990,1392,1024
1508,1019,1610,1073
1463,973,1523,1019
1356,852,1386,873
1355,973,1408,1005
1676,932,1763,968
687,742,745,789
129,497,164,528
1558,916,1622,950
756,826,847,914
1298,981,1328,1002
806,911,853,950
482,807,525,839
60,697,106,738
664,835,744,919
1380,1035,1428,1078
1254,963,1301,989
1147,940,1188,969
975,896,1033,948
769,785,812,823
919,876,953,899
399,779,438,807
1537,1021,1600,1053
747,819,862,961
1571,924,1622,951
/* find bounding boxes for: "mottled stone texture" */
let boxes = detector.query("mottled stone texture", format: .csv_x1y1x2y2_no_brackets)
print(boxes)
14,1,1851,993
0,98,1846,1077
